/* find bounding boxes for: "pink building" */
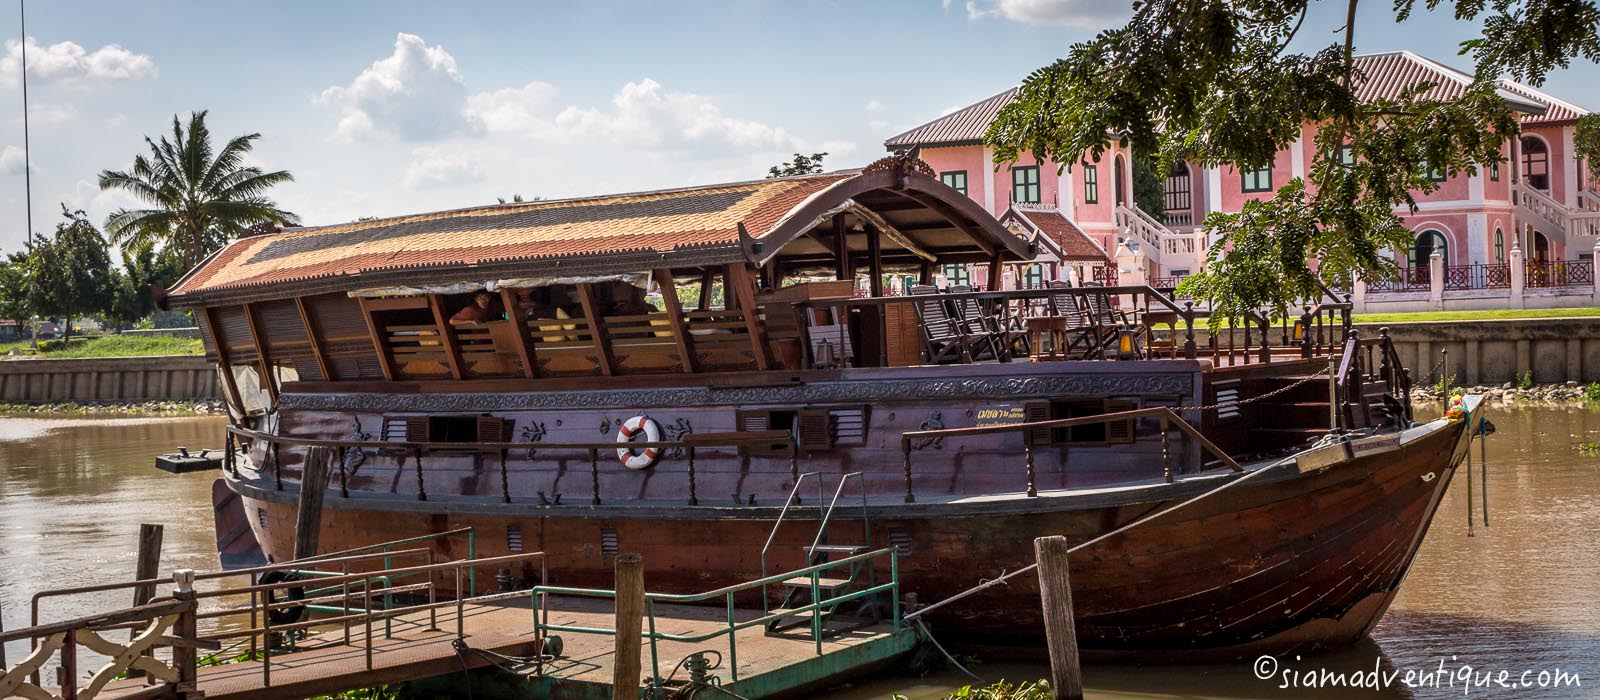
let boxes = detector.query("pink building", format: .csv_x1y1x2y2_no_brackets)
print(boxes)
886,51,1599,297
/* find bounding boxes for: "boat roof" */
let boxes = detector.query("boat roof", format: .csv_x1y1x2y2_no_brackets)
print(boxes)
164,157,1032,307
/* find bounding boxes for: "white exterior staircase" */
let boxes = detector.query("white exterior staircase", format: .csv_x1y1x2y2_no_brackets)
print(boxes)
1513,181,1600,247
1114,204,1206,276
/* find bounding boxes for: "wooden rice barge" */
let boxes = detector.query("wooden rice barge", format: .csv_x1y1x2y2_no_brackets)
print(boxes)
151,155,1480,662
0,530,916,700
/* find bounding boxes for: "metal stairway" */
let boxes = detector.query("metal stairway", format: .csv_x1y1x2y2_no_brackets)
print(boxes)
760,472,878,639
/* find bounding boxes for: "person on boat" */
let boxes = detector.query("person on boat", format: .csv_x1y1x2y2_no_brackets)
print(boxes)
449,292,503,323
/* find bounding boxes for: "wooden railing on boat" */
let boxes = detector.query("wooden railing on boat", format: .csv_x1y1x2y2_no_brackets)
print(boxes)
1333,327,1412,431
897,407,1243,502
224,425,797,507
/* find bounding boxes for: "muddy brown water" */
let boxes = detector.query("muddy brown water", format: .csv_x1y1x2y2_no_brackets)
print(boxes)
2,407,1596,698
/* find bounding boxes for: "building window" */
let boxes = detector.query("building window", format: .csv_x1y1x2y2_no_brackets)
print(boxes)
942,264,970,287
940,170,968,195
1022,265,1045,289
1012,166,1040,204
1336,145,1355,167
1420,160,1447,182
1083,164,1099,204
1495,228,1505,264
1241,165,1272,193
1408,230,1449,269
1490,161,1500,182
1521,136,1550,190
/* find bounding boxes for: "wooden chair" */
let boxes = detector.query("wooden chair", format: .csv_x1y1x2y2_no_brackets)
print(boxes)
947,285,1009,361
1080,288,1145,358
909,285,979,364
1045,282,1103,359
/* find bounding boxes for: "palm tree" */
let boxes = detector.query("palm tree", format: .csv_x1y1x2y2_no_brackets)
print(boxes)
99,110,300,270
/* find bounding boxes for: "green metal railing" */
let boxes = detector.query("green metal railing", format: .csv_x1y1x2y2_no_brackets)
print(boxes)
302,526,478,596
533,548,900,690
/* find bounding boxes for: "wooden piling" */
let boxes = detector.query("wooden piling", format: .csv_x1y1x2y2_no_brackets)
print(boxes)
294,447,333,560
1034,535,1083,700
133,524,164,606
612,553,645,700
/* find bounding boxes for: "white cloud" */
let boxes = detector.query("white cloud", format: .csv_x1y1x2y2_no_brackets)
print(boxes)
28,103,78,124
866,99,886,112
105,113,126,128
965,0,1129,28
466,81,558,134
0,145,28,174
551,79,802,154
0,37,157,88
62,178,142,223
403,146,485,189
316,33,480,141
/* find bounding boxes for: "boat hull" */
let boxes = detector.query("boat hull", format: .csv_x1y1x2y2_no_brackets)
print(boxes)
230,416,1467,663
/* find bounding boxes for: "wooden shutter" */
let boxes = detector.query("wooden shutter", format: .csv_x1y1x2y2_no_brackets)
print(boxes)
735,410,770,433
405,416,430,443
1104,398,1137,444
1024,400,1052,446
797,408,832,453
831,406,869,446
477,416,508,443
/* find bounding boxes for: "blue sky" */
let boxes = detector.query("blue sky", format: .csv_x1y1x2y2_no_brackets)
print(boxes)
0,0,1595,255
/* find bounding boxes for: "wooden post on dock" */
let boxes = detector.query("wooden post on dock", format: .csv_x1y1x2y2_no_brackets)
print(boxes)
1034,536,1083,700
133,524,164,606
294,447,333,560
612,553,645,700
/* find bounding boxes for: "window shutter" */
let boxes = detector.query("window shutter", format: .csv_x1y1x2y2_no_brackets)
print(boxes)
736,410,769,433
405,416,430,443
797,408,832,453
1024,400,1052,446
477,416,506,443
1104,398,1136,444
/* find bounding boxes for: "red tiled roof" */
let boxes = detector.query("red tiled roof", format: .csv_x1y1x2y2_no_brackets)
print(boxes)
884,88,1017,149
885,51,1585,150
1004,207,1107,261
168,173,853,301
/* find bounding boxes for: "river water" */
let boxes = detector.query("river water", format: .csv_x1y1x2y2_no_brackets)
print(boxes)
2,407,1596,699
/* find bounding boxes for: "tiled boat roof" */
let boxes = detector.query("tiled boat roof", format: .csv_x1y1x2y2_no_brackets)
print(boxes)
885,51,1579,150
168,172,853,302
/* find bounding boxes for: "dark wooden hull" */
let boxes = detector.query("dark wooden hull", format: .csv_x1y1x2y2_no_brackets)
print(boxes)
231,411,1467,663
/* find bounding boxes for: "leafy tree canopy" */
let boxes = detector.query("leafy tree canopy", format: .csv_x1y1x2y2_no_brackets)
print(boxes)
99,110,299,271
986,0,1600,325
29,207,116,340
768,152,829,178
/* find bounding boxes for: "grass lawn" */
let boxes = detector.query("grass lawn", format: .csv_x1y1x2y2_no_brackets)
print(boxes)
0,334,203,358
1351,307,1600,324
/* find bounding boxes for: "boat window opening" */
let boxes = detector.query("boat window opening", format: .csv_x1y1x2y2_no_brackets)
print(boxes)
1028,398,1138,445
737,409,800,455
428,415,487,443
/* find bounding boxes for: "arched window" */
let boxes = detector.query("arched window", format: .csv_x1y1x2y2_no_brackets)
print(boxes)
1113,155,1127,207
1494,228,1505,265
1408,230,1449,269
1521,136,1550,190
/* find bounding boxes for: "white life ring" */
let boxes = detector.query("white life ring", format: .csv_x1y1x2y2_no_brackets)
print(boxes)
616,415,662,470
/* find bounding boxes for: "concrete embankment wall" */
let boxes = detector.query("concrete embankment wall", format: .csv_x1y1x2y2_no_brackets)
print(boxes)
1364,317,1600,386
0,355,219,404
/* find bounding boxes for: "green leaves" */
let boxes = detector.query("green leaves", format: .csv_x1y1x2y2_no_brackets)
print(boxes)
768,152,829,178
986,0,1600,324
99,110,299,271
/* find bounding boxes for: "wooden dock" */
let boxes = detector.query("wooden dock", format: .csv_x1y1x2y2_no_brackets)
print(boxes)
4,541,913,700
71,596,909,700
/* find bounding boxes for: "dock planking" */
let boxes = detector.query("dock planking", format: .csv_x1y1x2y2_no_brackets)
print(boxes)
86,596,910,700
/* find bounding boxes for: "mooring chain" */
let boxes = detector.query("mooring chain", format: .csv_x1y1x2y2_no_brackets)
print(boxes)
1172,367,1331,415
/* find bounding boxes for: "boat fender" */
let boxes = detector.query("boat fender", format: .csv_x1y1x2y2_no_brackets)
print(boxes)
259,569,308,625
616,415,663,470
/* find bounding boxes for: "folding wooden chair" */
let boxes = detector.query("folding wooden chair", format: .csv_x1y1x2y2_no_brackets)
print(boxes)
1045,281,1103,359
909,285,974,364
1081,288,1145,358
946,285,1006,361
